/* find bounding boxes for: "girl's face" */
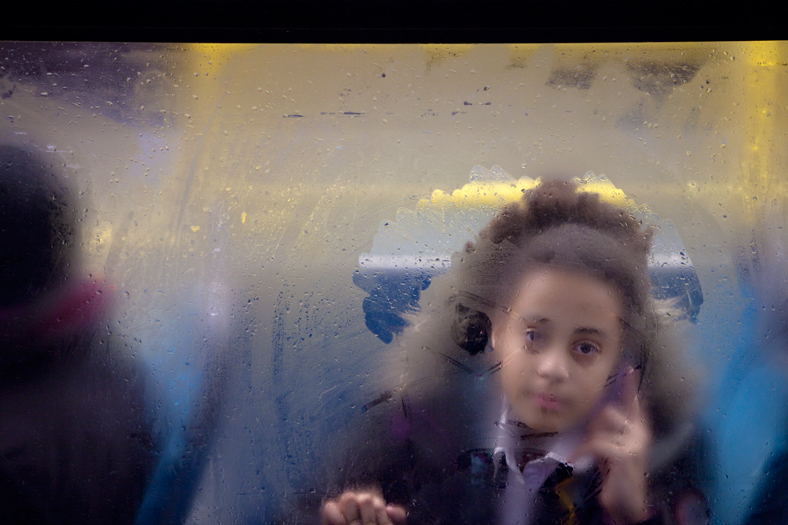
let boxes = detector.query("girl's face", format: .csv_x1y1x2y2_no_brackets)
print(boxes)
490,267,624,432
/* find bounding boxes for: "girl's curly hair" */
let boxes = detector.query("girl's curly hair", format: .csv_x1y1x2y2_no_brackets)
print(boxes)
452,179,654,364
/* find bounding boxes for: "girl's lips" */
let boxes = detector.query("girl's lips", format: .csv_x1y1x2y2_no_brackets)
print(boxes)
535,392,563,410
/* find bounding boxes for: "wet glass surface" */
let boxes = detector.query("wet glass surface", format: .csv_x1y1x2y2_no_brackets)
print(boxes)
1,42,787,524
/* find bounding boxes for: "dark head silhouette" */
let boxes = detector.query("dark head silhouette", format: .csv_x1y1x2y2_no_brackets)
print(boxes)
0,144,77,309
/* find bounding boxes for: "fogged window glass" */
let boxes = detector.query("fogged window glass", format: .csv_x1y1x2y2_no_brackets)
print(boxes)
0,42,786,525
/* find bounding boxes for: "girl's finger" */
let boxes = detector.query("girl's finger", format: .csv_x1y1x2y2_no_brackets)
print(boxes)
571,438,625,464
386,505,408,525
338,492,363,524
587,404,629,435
357,493,385,525
374,502,396,525
620,366,640,413
321,500,348,525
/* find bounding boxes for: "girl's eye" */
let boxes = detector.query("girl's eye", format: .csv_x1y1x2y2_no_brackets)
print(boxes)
524,329,546,351
574,342,600,356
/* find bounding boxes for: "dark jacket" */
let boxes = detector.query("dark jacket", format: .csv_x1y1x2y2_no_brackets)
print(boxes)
320,391,701,525
0,282,155,524
291,331,707,525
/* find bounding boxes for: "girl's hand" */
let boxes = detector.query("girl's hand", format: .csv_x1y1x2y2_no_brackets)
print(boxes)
571,367,653,524
320,490,407,525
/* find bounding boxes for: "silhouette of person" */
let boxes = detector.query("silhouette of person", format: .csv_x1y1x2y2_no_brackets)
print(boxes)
0,143,156,524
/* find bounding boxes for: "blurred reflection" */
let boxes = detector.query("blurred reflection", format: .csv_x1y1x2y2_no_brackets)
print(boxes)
313,178,706,525
702,215,788,525
0,144,155,523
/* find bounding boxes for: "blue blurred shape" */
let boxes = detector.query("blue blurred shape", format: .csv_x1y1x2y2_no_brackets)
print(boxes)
135,360,225,524
353,266,432,343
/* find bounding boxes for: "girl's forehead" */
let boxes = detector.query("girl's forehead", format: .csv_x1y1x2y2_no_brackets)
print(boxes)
501,268,621,316
513,267,623,302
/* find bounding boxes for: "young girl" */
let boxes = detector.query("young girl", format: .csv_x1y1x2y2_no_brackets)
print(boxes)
319,179,701,525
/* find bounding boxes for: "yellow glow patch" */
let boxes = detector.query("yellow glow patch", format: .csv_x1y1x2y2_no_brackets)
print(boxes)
418,174,632,211
418,179,540,209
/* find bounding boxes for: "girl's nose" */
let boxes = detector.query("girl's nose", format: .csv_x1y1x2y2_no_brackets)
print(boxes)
535,348,570,381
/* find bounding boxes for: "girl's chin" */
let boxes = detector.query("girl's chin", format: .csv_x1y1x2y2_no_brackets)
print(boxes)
529,421,562,433
516,410,563,433
513,400,593,433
